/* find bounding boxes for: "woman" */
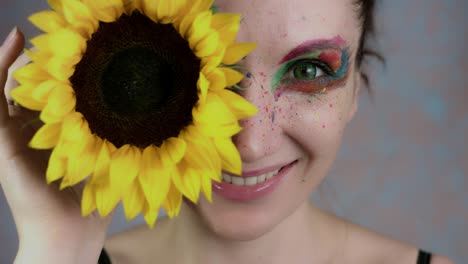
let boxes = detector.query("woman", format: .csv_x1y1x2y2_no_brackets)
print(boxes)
0,0,456,263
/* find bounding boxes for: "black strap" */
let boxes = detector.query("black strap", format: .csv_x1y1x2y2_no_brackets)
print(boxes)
98,248,432,264
98,249,112,264
417,250,432,264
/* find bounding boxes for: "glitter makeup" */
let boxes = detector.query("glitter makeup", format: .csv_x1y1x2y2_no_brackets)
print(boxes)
272,35,351,95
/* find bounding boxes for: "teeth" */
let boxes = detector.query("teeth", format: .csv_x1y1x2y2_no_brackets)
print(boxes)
232,176,245,185
245,177,257,186
223,174,232,183
266,171,275,180
257,174,266,183
222,168,282,186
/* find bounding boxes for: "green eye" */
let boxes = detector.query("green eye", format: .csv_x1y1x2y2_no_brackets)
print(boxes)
293,62,322,80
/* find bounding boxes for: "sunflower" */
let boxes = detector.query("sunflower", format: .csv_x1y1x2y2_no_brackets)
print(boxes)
11,0,257,227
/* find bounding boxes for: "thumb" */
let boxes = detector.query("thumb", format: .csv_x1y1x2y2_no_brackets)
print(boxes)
0,27,25,124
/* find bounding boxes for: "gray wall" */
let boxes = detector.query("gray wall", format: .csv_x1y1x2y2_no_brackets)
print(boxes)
1,0,467,263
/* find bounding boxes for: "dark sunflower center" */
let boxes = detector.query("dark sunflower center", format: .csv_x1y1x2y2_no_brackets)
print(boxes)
101,47,175,115
70,11,200,148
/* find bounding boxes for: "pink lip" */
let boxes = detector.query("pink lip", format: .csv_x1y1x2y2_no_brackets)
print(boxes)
212,160,298,202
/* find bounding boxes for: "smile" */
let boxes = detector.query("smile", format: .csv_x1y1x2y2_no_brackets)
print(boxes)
221,167,284,186
212,160,298,202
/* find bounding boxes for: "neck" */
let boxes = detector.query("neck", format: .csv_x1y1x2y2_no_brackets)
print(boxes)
169,202,346,264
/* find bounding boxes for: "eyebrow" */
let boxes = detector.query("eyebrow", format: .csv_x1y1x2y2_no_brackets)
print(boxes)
278,35,347,64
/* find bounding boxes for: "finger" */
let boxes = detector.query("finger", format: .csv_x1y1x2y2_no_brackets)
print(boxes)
0,27,25,124
5,51,41,124
5,51,32,102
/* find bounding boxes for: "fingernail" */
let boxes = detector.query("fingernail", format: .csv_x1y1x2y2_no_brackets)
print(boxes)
2,27,18,47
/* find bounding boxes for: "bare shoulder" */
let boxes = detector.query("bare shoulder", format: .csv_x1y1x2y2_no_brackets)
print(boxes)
104,217,174,264
337,218,455,264
431,255,457,264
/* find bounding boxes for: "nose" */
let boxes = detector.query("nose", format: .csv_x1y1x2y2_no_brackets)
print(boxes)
232,73,283,164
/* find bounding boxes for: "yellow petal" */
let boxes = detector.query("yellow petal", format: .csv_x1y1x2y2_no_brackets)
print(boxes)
157,0,187,23
31,30,86,58
122,0,142,14
211,13,240,45
13,63,50,84
81,183,97,216
46,147,67,183
183,127,221,172
220,67,244,87
62,136,101,188
178,13,198,38
213,137,241,175
160,137,187,167
95,178,121,217
194,121,242,138
24,49,47,64
90,140,116,186
95,180,121,217
195,30,219,58
197,73,209,104
193,93,237,125
45,55,80,81
10,84,46,111
169,165,184,196
222,43,257,65
141,0,161,22
29,11,67,33
189,0,214,15
175,133,218,202
29,123,62,149
122,181,145,220
61,112,91,143
109,144,141,191
48,0,64,13
57,119,93,158
201,45,225,71
31,80,59,103
139,146,171,210
40,85,76,124
215,89,258,120
162,183,183,218
82,0,123,22
211,13,240,31
201,171,213,202
142,204,159,229
180,168,201,203
181,137,214,172
205,68,226,91
156,0,170,21
188,11,212,48
62,0,97,35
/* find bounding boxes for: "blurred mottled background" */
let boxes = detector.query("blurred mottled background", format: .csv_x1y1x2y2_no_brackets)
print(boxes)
1,0,467,263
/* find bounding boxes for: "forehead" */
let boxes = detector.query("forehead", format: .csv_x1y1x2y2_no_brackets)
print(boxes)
217,0,361,62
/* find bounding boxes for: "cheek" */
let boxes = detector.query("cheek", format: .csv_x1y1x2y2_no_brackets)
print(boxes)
280,91,349,140
277,89,351,174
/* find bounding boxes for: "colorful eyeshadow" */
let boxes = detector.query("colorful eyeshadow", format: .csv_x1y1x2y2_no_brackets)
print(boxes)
271,35,351,95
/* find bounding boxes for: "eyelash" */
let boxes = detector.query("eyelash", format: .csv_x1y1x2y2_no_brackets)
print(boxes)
283,59,333,81
276,58,339,94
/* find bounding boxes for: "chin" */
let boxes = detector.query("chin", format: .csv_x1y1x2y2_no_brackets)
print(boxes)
194,195,285,241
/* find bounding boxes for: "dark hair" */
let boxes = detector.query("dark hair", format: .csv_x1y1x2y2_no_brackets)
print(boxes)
355,0,384,88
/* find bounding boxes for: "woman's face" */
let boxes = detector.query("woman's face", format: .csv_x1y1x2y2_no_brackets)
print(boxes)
195,0,362,240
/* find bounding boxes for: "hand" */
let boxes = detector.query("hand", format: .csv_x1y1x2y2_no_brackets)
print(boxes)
0,28,112,264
